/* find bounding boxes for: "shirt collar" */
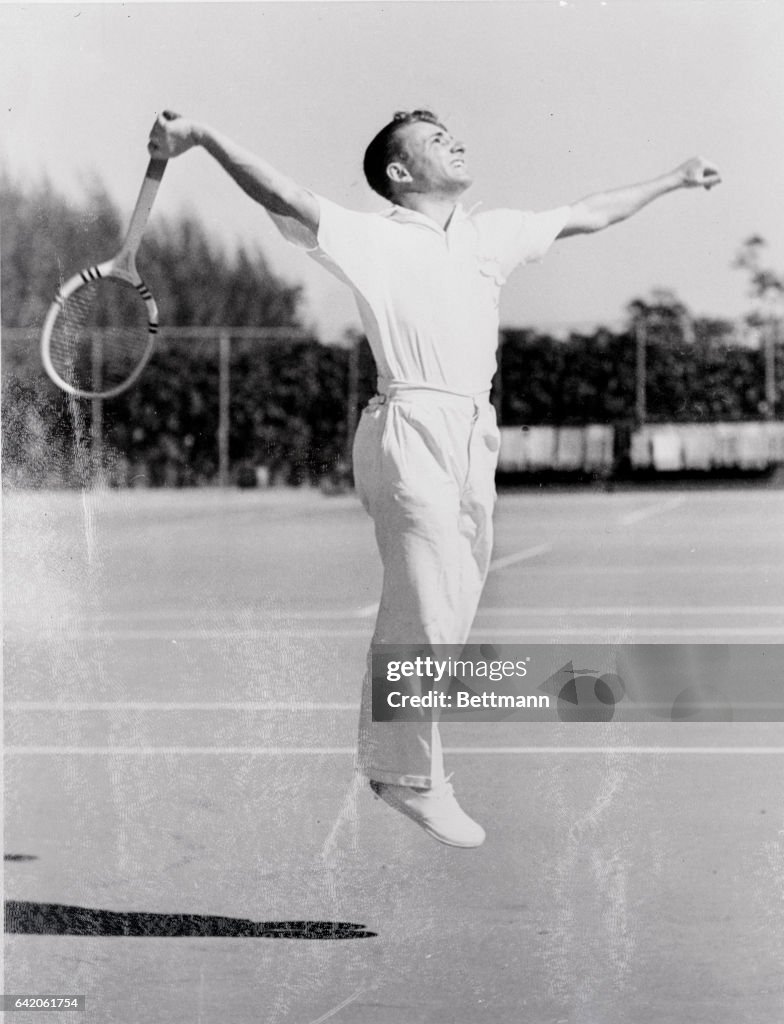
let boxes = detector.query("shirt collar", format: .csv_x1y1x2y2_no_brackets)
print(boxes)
381,201,481,232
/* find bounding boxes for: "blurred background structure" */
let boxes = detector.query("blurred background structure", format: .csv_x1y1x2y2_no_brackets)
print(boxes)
2,170,782,489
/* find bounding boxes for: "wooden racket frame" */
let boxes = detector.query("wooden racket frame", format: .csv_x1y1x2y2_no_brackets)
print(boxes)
40,158,167,399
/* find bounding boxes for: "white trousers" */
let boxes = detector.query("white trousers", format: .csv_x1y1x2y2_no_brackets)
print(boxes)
353,383,501,787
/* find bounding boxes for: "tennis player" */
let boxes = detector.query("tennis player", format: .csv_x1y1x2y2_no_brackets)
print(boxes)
148,109,720,848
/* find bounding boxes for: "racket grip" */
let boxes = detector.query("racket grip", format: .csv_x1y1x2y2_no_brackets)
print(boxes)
146,158,167,183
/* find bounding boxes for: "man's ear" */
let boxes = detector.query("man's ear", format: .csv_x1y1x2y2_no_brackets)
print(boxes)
386,161,413,186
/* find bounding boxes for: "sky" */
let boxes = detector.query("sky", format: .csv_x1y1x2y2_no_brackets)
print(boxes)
2,1,783,340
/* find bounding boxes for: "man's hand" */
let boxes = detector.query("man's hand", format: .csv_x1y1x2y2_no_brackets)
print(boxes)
558,155,723,238
677,156,722,191
148,110,198,160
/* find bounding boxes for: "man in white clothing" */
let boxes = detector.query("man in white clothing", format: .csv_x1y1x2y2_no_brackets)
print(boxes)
148,108,720,848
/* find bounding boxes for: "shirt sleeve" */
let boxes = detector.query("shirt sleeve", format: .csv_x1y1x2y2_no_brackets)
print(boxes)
267,209,319,250
476,206,571,281
269,193,381,297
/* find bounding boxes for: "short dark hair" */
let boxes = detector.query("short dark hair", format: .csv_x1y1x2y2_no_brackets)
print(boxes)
363,110,444,200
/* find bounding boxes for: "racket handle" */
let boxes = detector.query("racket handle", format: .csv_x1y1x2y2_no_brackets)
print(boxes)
120,158,168,259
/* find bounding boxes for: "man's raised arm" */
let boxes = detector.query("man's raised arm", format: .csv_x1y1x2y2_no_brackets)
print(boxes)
557,157,721,238
147,111,320,235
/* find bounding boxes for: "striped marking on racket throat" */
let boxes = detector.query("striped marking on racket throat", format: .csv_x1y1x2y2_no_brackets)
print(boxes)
136,279,159,332
79,266,103,284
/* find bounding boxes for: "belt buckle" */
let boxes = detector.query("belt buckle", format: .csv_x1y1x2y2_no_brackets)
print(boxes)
367,394,388,412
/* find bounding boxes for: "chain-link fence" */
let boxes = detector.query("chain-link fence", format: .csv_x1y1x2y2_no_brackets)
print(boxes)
2,317,782,488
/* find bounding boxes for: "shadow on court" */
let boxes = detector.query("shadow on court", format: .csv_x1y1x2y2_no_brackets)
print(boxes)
5,901,376,940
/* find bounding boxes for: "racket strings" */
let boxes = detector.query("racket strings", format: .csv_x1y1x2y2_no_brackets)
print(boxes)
49,277,153,395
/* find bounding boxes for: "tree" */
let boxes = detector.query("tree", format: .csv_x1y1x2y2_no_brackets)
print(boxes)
733,236,783,418
733,235,784,319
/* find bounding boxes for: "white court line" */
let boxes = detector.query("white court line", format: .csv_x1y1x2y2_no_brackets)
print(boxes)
303,605,784,619
617,496,685,526
4,701,359,712
486,496,684,576
447,746,784,755
3,747,358,756
8,702,784,713
489,542,553,572
5,746,784,756
15,604,784,627
306,990,363,1024
467,627,782,638
37,626,779,640
354,602,380,618
473,605,784,617
449,746,784,755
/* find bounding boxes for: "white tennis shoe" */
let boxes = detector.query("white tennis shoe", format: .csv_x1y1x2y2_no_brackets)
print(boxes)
370,776,486,848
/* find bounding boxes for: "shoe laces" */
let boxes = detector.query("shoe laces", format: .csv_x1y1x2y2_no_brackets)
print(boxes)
430,773,456,799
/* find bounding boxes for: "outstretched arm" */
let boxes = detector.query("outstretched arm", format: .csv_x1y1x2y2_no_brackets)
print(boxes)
147,111,319,234
557,157,721,238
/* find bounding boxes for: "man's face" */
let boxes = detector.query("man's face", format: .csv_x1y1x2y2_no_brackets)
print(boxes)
389,120,472,198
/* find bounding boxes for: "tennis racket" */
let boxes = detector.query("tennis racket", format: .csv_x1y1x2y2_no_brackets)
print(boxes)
40,157,167,399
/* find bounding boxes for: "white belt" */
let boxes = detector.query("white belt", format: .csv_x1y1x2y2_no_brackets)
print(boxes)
374,377,491,406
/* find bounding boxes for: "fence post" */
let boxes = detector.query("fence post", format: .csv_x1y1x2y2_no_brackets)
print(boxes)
764,320,777,419
346,336,360,461
91,332,104,486
635,318,647,425
493,331,504,422
218,330,231,486
680,311,695,347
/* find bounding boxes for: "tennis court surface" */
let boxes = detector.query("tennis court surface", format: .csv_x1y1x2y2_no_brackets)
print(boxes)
4,484,784,1023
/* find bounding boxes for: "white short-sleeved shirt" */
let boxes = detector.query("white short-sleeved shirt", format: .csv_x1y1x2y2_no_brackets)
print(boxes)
272,197,569,395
